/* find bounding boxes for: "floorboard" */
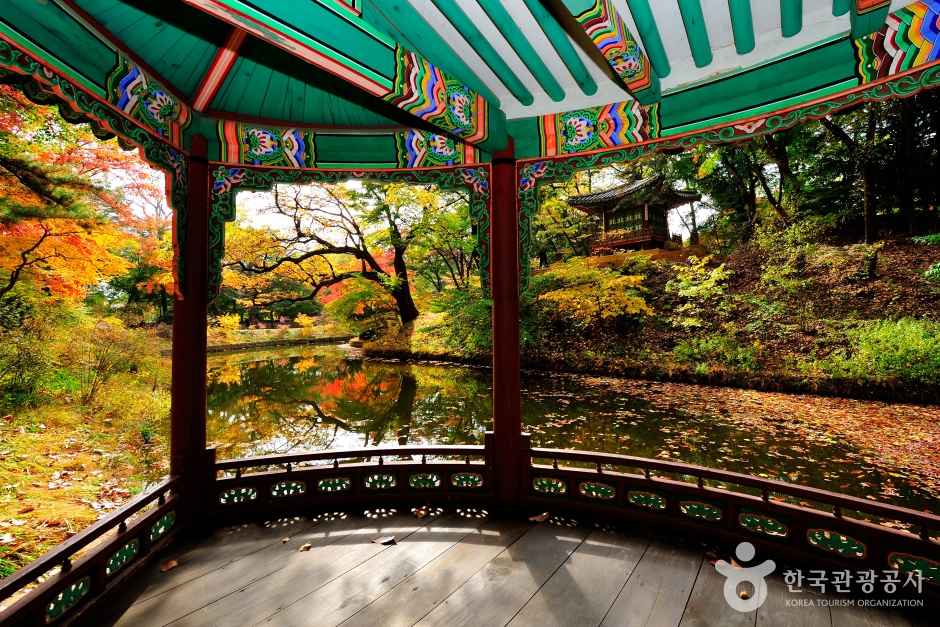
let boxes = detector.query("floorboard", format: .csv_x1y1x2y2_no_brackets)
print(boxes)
166,514,437,627
756,575,831,627
257,514,483,627
679,560,757,627
340,519,530,627
830,603,913,627
135,517,308,603
601,541,703,627
509,529,648,627
415,523,589,627
107,516,925,627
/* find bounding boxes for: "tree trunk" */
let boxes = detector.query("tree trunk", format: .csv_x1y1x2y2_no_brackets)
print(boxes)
898,99,915,235
391,245,419,323
863,107,878,244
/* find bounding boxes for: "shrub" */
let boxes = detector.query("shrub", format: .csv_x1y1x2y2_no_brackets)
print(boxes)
813,319,940,385
912,233,940,246
925,262,940,283
428,288,492,355
530,257,652,331
672,334,759,373
62,317,148,406
665,256,731,329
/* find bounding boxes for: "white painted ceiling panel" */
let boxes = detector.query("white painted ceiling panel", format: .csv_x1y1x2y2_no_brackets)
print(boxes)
403,0,923,119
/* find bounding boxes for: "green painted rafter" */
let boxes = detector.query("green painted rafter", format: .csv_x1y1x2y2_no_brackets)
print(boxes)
833,0,852,16
476,0,565,102
625,0,671,77
678,0,713,67
521,0,598,96
781,0,804,38
361,0,500,103
431,0,535,105
558,0,661,104
727,0,755,54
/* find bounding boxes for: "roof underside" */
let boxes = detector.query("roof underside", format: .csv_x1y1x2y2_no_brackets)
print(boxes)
0,0,937,164
569,175,702,214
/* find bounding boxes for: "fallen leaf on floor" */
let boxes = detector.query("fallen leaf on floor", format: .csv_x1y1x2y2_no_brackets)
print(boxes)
299,543,312,552
528,512,550,523
159,560,178,573
281,537,290,544
373,536,396,545
414,506,430,519
16,506,34,515
0,533,14,544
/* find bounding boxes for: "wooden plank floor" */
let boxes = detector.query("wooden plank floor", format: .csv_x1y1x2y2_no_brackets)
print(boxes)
106,513,925,627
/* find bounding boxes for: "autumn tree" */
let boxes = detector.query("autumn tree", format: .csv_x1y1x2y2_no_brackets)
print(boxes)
225,181,448,324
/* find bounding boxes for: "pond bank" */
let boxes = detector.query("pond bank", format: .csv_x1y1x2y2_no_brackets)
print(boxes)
360,346,940,405
206,344,940,514
160,335,354,356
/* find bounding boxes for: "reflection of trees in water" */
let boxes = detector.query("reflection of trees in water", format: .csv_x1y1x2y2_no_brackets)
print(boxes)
205,348,488,456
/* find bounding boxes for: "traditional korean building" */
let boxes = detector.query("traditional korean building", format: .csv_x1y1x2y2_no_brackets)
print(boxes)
568,175,700,253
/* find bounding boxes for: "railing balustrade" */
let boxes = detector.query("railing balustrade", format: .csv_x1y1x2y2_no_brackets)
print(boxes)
0,478,179,625
2,434,938,623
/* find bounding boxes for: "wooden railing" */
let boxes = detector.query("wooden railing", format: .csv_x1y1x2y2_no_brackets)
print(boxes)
3,435,938,623
210,439,494,522
0,478,179,626
525,443,940,587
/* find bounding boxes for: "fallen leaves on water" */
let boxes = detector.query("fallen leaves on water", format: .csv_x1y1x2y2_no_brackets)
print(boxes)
413,506,431,519
299,543,312,552
373,536,396,545
159,560,178,572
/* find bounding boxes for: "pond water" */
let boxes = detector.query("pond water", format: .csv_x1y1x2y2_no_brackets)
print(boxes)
207,344,939,514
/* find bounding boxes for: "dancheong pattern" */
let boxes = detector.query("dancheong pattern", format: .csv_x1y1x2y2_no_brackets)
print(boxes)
856,0,940,82
219,121,315,169
571,0,654,93
540,101,659,156
106,55,189,145
384,47,488,145
395,129,478,168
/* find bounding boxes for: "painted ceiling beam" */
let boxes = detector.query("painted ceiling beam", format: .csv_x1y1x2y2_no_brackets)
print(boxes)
179,0,507,151
361,0,500,104
553,0,661,104
678,0,714,67
192,27,246,112
430,0,535,106
475,0,565,102
727,0,756,54
624,0,672,77
851,1,892,37
520,0,598,96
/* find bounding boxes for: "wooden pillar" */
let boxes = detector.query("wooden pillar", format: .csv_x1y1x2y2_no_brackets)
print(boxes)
490,142,523,510
170,135,210,525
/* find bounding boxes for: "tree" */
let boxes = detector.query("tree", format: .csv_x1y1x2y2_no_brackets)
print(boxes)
225,181,449,324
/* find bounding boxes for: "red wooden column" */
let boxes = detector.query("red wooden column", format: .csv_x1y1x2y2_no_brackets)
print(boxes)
490,142,524,510
170,135,210,525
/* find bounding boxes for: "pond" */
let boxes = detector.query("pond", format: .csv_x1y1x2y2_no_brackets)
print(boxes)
207,344,940,514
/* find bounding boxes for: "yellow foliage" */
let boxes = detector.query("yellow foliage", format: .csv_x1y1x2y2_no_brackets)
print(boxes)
536,257,652,326
295,314,318,328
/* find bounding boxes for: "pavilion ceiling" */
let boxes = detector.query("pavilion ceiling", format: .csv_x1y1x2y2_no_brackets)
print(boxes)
0,0,937,166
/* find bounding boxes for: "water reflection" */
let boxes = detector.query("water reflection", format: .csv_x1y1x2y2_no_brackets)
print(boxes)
207,345,938,513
